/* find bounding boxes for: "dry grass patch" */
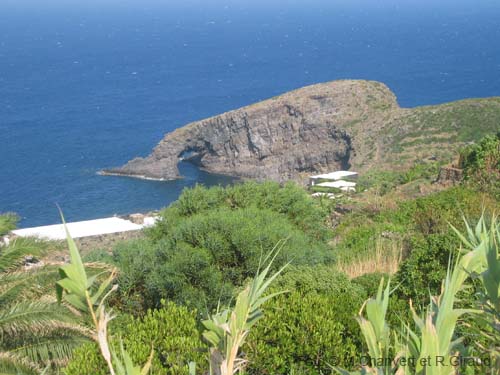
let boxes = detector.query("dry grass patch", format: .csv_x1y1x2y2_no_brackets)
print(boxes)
337,237,403,279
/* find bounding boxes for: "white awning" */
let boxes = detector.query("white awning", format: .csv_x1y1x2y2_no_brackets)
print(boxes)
309,171,358,181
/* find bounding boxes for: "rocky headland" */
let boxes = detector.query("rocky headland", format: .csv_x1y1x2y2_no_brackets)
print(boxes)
102,80,500,184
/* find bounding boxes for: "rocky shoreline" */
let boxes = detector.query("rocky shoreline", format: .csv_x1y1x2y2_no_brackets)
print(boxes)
97,170,170,181
102,79,500,185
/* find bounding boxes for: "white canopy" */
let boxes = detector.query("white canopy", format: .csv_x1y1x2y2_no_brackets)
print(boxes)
309,171,358,181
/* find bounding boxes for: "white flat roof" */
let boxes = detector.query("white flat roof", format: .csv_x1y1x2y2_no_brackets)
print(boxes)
317,180,357,188
310,171,358,180
12,217,144,241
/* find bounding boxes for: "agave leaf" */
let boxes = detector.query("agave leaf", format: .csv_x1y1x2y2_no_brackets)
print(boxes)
62,293,88,312
111,344,126,375
59,211,87,283
140,347,154,375
202,330,221,347
357,316,380,359
450,223,474,249
91,271,116,305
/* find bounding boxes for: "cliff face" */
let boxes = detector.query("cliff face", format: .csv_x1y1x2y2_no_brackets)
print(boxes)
104,80,397,183
102,80,500,183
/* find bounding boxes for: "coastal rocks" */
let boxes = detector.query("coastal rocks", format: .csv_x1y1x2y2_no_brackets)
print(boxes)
104,79,500,184
103,80,398,184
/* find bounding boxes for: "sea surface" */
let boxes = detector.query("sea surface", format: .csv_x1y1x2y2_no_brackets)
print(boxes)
1,0,500,227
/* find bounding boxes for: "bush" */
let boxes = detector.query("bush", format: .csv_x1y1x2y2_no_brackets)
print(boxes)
352,272,388,297
242,266,365,374
64,301,206,375
114,207,334,312
394,233,461,307
148,181,330,242
275,265,358,295
246,290,364,374
459,133,500,197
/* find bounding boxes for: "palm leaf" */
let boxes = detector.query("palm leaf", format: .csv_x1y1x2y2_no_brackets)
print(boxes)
0,238,45,273
0,301,77,337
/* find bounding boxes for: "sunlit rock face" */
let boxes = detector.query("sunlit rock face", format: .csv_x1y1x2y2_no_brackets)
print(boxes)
103,80,400,184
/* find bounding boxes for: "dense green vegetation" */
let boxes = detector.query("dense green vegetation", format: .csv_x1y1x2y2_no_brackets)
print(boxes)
460,132,500,197
333,186,497,265
1,134,499,374
386,98,500,163
65,302,206,375
112,182,334,312
246,266,365,374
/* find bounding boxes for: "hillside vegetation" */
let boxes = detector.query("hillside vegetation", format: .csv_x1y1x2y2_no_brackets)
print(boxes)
0,134,499,375
379,97,500,169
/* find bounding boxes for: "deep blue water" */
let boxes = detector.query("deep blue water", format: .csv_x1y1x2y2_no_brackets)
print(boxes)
1,0,500,227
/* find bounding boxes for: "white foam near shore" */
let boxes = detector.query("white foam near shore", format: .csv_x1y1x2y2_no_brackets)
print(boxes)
11,217,149,241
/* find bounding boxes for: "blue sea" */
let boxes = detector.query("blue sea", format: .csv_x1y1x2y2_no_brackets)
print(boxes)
1,0,500,227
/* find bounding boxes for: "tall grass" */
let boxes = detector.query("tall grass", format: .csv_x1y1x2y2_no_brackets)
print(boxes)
337,237,403,279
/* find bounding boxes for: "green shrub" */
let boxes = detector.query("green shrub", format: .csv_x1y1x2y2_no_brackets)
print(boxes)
394,233,461,307
148,181,330,242
459,133,500,197
243,266,365,374
352,272,388,297
275,265,358,295
64,301,206,375
111,239,160,312
114,207,334,312
64,342,107,375
246,290,364,374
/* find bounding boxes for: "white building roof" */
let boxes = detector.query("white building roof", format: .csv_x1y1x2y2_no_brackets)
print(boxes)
12,217,144,241
316,180,357,188
310,171,358,181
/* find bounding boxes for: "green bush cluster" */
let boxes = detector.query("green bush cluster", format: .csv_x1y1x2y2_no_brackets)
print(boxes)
244,266,365,374
113,182,334,313
68,266,368,375
114,208,333,312
148,181,330,241
246,291,362,374
64,301,206,375
460,132,500,197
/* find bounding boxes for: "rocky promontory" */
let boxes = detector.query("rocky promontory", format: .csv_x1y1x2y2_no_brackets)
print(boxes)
102,80,500,184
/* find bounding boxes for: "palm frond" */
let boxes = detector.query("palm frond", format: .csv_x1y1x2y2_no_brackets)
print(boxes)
0,267,60,305
10,335,90,366
0,238,46,273
0,351,40,375
0,301,78,337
